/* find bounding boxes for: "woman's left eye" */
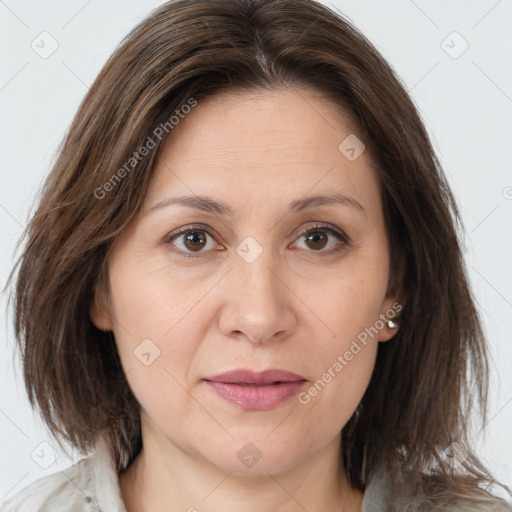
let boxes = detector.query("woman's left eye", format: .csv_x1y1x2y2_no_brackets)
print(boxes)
292,224,349,253
163,223,349,258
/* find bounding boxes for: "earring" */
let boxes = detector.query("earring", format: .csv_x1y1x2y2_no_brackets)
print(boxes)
387,318,399,329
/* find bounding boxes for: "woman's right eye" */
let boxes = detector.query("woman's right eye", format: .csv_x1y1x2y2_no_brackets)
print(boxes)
164,225,219,258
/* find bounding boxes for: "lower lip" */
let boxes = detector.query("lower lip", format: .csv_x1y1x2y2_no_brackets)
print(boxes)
204,380,306,410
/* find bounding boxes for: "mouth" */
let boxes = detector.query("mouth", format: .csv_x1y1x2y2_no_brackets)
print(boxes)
205,368,306,384
203,369,307,410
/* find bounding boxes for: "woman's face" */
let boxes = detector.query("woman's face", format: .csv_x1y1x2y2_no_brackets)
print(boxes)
91,87,400,475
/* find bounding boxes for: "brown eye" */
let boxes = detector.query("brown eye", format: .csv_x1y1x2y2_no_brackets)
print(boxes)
304,230,329,251
165,226,218,257
292,224,349,254
182,230,208,252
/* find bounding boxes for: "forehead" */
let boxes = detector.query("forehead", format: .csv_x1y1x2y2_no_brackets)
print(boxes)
144,87,380,216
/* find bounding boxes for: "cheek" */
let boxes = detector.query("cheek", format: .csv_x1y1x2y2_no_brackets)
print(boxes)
294,324,378,449
290,252,387,424
295,251,389,347
107,247,214,347
106,255,211,416
111,318,203,439
300,339,378,416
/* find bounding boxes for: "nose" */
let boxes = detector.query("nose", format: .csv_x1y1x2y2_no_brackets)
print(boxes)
217,244,297,345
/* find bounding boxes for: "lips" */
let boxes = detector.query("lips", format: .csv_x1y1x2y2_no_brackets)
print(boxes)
203,369,307,410
205,369,306,384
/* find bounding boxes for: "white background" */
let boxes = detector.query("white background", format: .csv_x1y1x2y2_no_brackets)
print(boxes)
1,0,511,503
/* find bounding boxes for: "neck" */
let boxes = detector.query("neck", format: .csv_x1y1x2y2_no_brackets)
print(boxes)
119,417,363,512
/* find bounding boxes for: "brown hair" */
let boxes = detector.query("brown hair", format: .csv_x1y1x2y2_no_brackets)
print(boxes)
5,0,511,507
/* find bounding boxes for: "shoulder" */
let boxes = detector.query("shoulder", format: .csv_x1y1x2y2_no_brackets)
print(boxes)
1,457,99,512
362,463,512,512
1,436,125,512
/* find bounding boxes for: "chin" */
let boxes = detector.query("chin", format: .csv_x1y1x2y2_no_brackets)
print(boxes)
197,436,314,477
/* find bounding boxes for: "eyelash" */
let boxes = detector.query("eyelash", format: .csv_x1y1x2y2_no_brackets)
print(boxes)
163,223,350,259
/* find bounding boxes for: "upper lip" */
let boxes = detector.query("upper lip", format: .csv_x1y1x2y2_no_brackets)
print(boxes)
204,369,306,384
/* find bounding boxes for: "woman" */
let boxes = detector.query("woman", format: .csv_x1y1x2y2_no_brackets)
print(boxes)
3,0,511,510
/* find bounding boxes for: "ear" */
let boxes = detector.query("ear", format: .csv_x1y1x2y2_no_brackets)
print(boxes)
377,271,406,343
378,254,406,342
377,294,403,342
89,285,113,331
377,240,408,342
376,293,404,342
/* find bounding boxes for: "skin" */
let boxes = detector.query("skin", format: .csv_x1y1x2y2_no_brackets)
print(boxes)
90,86,400,512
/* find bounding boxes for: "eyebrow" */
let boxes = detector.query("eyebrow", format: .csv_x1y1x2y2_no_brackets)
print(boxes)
144,192,365,216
